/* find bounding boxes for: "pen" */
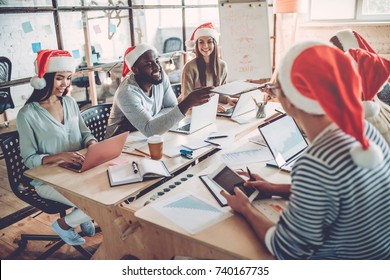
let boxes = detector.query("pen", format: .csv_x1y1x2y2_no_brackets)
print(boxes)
246,166,256,181
266,162,279,169
122,150,147,157
204,140,220,146
134,148,150,157
275,108,286,114
207,135,228,140
132,161,139,173
252,97,258,106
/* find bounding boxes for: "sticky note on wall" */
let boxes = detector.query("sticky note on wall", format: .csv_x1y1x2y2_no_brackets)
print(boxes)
72,49,80,59
32,42,42,53
22,21,33,33
93,25,101,34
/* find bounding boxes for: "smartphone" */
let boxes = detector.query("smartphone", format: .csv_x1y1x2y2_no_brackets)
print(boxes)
209,164,256,197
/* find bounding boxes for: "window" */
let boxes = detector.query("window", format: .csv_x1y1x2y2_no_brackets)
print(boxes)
310,0,390,21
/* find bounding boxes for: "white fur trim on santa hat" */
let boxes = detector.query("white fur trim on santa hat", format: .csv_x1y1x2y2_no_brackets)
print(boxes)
362,100,380,118
350,140,383,169
125,43,157,69
30,76,46,89
278,41,327,115
336,29,358,52
45,56,75,73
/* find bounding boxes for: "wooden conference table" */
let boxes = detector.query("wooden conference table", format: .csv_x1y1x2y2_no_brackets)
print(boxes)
24,102,282,259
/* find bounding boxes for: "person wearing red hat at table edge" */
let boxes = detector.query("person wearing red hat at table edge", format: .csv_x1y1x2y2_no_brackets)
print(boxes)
179,22,238,113
17,49,97,246
221,41,390,259
347,48,390,146
105,43,212,138
330,29,390,106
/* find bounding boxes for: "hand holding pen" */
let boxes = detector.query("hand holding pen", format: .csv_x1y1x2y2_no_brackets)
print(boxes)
246,166,256,181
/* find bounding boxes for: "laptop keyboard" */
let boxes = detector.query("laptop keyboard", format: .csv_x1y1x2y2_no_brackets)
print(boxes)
177,123,191,132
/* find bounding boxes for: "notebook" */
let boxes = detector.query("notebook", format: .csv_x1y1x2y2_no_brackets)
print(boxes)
169,93,219,134
107,158,171,187
217,89,263,118
59,131,129,173
258,114,308,173
210,80,265,96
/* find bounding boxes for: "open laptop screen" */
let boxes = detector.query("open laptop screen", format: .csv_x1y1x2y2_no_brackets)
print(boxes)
258,114,308,166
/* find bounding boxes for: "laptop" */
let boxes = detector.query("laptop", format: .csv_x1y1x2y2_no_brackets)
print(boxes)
169,93,219,134
217,89,263,118
59,131,129,173
210,80,265,96
258,114,308,173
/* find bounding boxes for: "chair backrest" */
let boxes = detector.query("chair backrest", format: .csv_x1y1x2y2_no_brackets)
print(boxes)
163,37,182,53
171,83,181,98
0,133,69,214
0,56,14,114
80,103,112,142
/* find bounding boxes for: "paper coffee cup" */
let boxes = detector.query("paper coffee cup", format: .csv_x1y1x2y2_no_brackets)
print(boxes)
147,135,164,160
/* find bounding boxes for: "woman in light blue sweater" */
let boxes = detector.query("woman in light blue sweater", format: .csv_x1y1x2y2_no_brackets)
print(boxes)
17,50,97,246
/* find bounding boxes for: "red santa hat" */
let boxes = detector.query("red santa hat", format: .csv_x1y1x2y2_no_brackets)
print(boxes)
122,43,157,77
185,22,219,49
30,49,75,90
347,48,390,119
334,29,376,53
278,41,383,169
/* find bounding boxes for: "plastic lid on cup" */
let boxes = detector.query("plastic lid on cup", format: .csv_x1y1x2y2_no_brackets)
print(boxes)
147,134,163,144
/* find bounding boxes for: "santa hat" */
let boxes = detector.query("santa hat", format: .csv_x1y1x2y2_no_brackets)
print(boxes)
122,43,157,77
278,41,383,169
334,29,376,53
30,49,75,89
185,22,219,49
347,48,390,118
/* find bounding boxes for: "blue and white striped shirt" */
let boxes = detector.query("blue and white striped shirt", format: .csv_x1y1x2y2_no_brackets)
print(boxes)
270,122,390,259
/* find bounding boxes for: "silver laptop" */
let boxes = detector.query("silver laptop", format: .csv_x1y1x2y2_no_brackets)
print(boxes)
169,94,219,134
217,89,263,118
258,114,308,172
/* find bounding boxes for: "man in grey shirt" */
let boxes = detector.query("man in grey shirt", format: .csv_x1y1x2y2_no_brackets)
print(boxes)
105,43,212,138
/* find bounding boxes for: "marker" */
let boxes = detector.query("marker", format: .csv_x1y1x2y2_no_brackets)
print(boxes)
246,166,256,181
132,161,139,173
266,162,279,169
207,135,228,140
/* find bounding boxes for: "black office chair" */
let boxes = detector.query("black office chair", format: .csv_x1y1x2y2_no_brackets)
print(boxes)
163,37,182,53
0,56,14,118
171,83,182,98
81,103,112,142
0,133,93,259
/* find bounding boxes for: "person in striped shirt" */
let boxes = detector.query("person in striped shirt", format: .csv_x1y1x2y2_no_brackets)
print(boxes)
221,41,390,259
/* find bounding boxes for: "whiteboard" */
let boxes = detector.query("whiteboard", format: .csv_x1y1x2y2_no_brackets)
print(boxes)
219,1,272,81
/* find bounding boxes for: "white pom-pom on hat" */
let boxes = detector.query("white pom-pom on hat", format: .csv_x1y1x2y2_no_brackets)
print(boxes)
185,40,196,49
350,141,384,169
362,101,380,118
30,76,46,89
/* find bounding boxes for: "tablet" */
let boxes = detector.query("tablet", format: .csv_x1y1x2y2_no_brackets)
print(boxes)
200,164,259,207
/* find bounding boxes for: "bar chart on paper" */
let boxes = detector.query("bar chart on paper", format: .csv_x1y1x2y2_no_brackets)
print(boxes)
151,191,232,234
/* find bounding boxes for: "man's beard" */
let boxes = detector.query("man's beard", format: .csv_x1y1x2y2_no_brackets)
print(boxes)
135,69,163,85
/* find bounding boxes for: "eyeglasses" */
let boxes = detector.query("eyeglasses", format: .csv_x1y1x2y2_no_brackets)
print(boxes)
266,84,281,97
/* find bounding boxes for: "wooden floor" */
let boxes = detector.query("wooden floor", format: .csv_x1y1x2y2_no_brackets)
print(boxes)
0,157,103,260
